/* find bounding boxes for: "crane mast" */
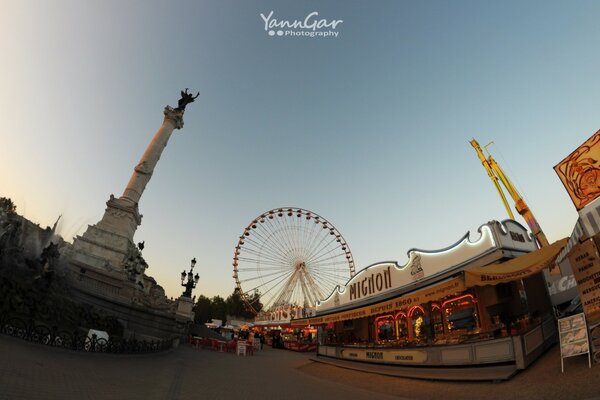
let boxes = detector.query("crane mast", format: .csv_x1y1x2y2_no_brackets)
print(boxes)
470,139,549,248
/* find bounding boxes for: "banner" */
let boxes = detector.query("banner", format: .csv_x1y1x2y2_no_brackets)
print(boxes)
293,276,465,325
554,129,600,210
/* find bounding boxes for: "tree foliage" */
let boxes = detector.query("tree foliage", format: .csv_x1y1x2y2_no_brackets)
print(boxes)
193,289,260,325
247,290,263,314
211,295,227,323
0,197,16,216
193,295,213,324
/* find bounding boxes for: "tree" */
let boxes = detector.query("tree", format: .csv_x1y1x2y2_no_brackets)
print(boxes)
226,290,258,320
0,197,16,216
193,290,263,326
247,290,263,314
211,295,227,324
193,295,213,324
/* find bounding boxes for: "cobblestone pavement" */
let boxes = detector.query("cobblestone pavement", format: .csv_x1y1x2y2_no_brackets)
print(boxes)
0,335,398,400
1,334,599,400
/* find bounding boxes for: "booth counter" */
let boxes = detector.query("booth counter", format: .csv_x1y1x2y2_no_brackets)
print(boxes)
317,314,556,371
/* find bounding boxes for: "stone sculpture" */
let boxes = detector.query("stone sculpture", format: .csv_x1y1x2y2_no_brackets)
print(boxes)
175,88,199,112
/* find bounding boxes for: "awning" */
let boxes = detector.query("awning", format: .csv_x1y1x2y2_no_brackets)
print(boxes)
291,275,466,326
465,238,569,287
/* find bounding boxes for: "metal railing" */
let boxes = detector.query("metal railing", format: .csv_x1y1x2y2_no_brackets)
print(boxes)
0,314,174,354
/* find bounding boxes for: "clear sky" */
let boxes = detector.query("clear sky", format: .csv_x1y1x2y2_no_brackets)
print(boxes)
1,0,598,301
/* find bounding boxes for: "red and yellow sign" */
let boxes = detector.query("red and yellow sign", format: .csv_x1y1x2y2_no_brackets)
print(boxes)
554,129,600,210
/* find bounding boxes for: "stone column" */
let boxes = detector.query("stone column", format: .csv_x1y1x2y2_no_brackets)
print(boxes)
122,107,184,205
96,107,183,241
72,106,187,268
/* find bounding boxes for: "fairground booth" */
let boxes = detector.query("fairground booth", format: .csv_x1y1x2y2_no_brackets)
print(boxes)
254,305,318,351
291,220,568,380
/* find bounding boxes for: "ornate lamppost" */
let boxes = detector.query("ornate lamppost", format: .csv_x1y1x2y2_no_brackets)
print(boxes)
181,257,199,297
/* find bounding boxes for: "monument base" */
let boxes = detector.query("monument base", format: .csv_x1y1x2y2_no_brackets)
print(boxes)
175,296,195,323
72,195,141,268
62,239,193,341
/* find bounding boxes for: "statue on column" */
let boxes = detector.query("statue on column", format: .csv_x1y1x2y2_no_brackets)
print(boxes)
175,88,199,112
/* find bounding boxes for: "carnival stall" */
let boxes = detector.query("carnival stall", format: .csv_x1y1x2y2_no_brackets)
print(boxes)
254,305,318,351
291,220,568,380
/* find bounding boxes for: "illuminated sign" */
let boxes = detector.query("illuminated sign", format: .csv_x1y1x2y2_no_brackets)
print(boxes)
317,220,536,312
349,266,392,300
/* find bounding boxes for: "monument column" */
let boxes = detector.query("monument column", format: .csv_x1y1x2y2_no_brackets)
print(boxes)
71,90,199,268
94,106,184,242
63,90,199,341
121,107,183,206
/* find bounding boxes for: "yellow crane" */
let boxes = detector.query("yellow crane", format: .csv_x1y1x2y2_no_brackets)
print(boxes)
470,139,549,248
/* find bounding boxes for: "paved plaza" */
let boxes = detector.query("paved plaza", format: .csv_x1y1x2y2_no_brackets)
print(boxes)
1,334,599,400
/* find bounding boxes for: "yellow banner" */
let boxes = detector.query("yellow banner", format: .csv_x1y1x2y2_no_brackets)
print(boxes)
554,129,600,210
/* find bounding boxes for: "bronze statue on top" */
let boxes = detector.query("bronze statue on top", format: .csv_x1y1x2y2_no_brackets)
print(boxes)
175,88,200,112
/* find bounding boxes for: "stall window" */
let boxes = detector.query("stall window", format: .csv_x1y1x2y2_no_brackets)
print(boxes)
442,294,479,334
408,305,426,341
375,315,395,342
430,303,444,338
394,312,408,340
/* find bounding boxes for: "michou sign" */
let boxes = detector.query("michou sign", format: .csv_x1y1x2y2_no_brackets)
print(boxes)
316,220,536,312
339,348,428,364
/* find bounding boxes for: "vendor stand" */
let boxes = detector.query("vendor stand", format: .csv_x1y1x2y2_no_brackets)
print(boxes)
283,324,318,351
255,306,318,351
293,220,568,380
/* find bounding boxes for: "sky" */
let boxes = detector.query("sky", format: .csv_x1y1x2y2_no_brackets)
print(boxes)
1,0,598,301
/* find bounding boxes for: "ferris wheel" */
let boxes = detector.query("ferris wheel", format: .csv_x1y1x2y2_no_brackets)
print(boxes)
232,207,356,314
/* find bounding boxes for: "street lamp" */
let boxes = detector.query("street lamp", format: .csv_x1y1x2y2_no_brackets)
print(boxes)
181,257,200,297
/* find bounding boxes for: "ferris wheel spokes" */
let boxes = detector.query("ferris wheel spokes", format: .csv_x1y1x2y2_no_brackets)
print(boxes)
233,208,356,314
243,268,295,298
